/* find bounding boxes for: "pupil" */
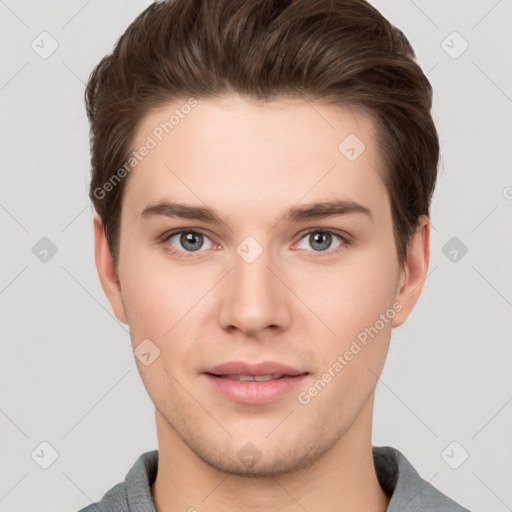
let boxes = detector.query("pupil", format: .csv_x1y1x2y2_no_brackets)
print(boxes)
178,232,332,252
311,232,331,251
181,232,202,251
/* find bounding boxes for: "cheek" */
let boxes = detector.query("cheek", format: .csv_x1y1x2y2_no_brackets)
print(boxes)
120,266,196,396
291,246,399,341
121,272,188,338
117,244,178,337
118,243,219,352
298,274,394,412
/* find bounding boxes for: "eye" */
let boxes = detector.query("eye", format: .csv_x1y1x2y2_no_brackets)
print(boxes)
160,228,349,258
294,229,348,255
162,230,215,255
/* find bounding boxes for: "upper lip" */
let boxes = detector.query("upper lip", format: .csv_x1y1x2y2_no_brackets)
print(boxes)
205,361,307,377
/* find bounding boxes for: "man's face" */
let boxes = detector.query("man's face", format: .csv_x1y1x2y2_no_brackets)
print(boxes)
98,95,422,476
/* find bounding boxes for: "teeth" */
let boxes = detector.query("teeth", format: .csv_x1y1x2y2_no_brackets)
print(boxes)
221,374,284,381
254,374,283,381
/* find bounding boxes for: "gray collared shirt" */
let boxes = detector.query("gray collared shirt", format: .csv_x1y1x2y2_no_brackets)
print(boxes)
77,445,473,511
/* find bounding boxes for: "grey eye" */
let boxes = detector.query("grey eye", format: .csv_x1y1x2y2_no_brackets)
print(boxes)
297,231,344,252
167,231,214,252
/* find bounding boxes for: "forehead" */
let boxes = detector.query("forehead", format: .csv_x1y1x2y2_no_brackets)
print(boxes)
123,95,388,221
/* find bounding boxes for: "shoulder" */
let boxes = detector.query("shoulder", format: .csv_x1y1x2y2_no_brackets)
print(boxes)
76,481,127,512
373,445,474,512
75,450,159,512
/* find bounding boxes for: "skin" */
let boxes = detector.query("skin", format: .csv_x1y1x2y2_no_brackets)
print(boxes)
94,95,430,512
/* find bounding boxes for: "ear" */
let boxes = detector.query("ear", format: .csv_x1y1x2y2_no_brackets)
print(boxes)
391,215,430,328
93,213,128,324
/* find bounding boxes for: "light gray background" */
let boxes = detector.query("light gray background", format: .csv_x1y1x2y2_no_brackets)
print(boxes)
1,1,511,511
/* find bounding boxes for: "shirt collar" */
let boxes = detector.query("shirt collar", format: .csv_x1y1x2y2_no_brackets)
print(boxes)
120,445,465,512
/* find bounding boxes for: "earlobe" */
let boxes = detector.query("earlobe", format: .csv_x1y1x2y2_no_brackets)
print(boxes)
391,215,430,328
93,213,128,324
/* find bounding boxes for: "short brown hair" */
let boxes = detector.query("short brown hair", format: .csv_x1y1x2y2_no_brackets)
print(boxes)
85,0,439,267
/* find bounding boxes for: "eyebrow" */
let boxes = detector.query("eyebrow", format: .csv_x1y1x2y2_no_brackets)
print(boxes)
139,199,373,225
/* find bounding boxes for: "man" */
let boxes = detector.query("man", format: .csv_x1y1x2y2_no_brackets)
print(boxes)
79,0,473,510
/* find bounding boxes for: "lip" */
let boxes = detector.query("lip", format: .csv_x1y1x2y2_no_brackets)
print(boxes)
204,374,308,404
206,360,306,377
203,360,309,404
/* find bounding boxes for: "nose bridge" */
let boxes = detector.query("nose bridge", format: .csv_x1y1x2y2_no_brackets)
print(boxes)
234,245,273,296
218,235,290,334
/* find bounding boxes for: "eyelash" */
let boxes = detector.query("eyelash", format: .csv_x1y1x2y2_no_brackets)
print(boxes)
159,228,351,259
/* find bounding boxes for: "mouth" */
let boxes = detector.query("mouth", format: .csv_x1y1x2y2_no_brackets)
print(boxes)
203,361,309,404
208,373,291,382
205,360,307,378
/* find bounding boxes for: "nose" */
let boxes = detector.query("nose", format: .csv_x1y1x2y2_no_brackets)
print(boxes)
217,242,292,338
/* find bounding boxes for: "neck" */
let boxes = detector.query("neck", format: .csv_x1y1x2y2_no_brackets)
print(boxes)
151,397,390,512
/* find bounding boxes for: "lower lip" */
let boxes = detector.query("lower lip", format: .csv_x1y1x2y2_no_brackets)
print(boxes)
204,374,308,404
